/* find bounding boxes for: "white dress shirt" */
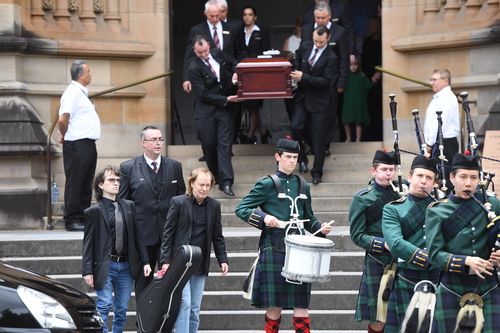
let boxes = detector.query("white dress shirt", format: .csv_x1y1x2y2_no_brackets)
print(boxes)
207,20,223,49
206,54,220,82
423,86,460,146
58,81,101,141
144,154,161,171
244,24,260,46
308,44,327,67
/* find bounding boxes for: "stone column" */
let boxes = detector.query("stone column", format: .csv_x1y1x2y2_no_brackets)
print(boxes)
80,0,96,32
464,0,484,16
105,0,121,33
423,0,440,22
31,0,45,30
53,0,71,31
443,0,463,21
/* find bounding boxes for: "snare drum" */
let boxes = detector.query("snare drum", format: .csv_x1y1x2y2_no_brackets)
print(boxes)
282,234,334,283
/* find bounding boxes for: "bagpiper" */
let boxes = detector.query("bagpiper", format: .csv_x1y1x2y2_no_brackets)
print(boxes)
426,153,500,332
382,155,440,332
349,150,400,333
235,139,331,333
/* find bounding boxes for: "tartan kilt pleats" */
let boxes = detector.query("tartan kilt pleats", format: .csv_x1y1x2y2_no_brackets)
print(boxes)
354,253,392,322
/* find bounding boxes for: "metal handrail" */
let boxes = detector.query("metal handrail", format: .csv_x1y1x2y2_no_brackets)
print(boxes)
46,71,173,229
375,66,432,88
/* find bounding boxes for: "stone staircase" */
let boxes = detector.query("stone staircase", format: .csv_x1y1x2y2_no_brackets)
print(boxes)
1,142,415,332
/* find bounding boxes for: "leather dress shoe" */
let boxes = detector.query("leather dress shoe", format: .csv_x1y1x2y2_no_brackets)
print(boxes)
299,161,308,173
198,155,206,162
312,176,322,185
220,184,235,197
65,220,84,231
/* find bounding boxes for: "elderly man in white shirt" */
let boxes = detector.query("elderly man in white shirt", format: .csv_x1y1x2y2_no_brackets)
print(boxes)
424,68,459,193
58,60,101,231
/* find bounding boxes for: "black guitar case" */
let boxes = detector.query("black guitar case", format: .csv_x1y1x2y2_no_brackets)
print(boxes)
136,245,202,333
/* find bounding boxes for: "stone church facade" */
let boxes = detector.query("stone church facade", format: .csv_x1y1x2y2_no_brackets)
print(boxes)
0,0,498,228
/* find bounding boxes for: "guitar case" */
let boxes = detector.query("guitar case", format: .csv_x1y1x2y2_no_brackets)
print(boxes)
136,245,202,333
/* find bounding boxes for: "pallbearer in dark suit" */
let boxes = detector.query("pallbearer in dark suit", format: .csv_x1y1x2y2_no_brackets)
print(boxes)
426,154,500,333
349,150,399,333
118,126,185,297
160,167,228,333
235,6,271,144
301,2,350,148
182,0,237,94
291,25,338,185
382,156,440,333
82,166,151,333
187,35,239,197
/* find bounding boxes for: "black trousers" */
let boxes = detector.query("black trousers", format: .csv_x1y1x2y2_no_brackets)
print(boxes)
291,103,328,178
135,242,161,298
63,139,97,223
432,137,459,194
197,109,234,185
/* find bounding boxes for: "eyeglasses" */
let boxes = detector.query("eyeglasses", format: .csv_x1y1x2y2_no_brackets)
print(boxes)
143,138,164,144
430,77,443,82
106,178,120,183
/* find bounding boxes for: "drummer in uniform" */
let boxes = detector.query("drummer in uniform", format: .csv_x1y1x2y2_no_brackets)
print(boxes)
349,150,400,333
235,138,331,333
382,155,440,332
426,153,500,333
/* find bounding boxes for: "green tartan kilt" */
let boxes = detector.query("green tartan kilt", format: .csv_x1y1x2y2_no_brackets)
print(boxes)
384,268,440,333
251,246,311,309
354,253,392,322
432,271,500,333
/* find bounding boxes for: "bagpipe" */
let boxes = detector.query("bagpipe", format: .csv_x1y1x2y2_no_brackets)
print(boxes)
389,94,407,196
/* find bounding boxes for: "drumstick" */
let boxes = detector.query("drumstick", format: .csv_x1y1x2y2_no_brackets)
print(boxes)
312,220,335,236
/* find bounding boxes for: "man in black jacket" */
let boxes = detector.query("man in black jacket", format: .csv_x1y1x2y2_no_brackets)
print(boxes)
118,126,185,296
188,35,239,196
82,165,151,333
182,0,237,94
291,25,338,185
301,2,349,148
160,167,228,333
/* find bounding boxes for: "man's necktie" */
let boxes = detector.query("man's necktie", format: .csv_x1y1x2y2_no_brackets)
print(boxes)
213,25,220,49
113,202,124,254
205,59,217,77
151,161,158,174
308,48,319,67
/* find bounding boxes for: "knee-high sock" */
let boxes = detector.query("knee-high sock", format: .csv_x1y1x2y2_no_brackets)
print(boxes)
265,315,281,333
292,316,310,333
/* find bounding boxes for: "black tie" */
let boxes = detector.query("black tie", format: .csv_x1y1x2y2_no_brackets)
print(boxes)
151,161,158,174
113,202,124,254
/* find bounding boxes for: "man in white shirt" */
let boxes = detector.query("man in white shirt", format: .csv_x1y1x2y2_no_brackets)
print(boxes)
424,68,460,192
58,60,100,231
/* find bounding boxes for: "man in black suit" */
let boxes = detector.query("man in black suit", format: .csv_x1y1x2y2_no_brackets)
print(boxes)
188,35,239,196
301,2,349,149
118,126,185,296
303,0,355,59
182,0,237,94
217,0,243,31
82,165,151,333
291,25,338,185
160,167,228,333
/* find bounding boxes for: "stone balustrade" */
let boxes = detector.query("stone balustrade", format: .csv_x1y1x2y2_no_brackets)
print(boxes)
29,0,128,35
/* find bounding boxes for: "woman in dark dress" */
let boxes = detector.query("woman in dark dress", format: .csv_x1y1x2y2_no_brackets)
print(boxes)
236,6,271,144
